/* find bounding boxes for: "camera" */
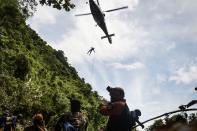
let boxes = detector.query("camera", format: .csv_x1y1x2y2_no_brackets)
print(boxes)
106,86,111,92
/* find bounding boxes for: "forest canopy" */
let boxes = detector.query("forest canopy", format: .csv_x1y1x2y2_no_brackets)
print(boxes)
0,0,75,18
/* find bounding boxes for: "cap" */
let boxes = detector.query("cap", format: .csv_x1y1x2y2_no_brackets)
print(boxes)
107,86,125,98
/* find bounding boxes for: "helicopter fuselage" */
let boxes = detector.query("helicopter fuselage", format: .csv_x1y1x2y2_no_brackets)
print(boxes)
89,0,112,43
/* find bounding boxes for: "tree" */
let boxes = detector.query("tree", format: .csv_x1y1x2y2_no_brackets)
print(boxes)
0,0,75,19
146,113,197,131
14,54,31,80
18,0,75,16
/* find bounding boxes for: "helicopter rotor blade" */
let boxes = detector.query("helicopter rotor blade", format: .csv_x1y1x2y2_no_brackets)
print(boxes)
75,13,92,16
104,6,128,12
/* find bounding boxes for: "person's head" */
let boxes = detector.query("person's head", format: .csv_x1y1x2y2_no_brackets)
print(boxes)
3,110,9,117
70,99,81,113
33,113,44,126
107,86,125,102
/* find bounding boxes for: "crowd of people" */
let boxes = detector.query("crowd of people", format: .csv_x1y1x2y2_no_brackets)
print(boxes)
0,86,196,131
0,86,137,131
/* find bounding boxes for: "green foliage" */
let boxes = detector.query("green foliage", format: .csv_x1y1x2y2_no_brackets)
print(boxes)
18,0,75,18
54,50,68,67
146,119,164,131
0,0,75,19
0,1,107,130
39,0,75,11
14,54,31,80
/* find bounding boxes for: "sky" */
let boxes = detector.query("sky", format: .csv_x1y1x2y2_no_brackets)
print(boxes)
27,0,197,129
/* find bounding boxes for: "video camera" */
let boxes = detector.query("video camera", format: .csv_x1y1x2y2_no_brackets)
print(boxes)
106,86,111,92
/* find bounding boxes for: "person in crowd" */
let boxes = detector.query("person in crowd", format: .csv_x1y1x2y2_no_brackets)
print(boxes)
24,113,47,131
0,110,18,131
99,86,132,131
55,99,88,131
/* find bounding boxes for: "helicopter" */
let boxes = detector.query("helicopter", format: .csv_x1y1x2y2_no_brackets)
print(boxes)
75,0,128,44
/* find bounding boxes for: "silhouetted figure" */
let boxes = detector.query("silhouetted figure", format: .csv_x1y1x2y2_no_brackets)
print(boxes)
24,113,47,131
55,99,88,131
130,109,144,129
99,86,132,131
87,47,95,55
179,87,197,110
0,110,18,131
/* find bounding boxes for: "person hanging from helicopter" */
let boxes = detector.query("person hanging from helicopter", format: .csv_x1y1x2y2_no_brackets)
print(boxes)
179,87,197,110
87,47,95,55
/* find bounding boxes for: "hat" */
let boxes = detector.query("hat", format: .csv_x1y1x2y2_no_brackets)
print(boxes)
107,86,125,98
33,113,43,123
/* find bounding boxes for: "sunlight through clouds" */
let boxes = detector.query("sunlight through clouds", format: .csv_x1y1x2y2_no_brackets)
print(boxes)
27,5,61,31
110,62,145,70
169,66,197,84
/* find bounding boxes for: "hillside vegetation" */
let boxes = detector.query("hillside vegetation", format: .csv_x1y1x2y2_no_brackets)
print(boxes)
0,1,106,130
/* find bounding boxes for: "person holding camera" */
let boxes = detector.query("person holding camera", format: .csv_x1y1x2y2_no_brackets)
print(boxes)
99,86,132,131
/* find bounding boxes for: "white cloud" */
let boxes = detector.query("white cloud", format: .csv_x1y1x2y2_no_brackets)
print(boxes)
166,42,176,51
156,74,167,83
169,66,197,84
27,5,61,31
53,11,152,64
110,62,145,70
